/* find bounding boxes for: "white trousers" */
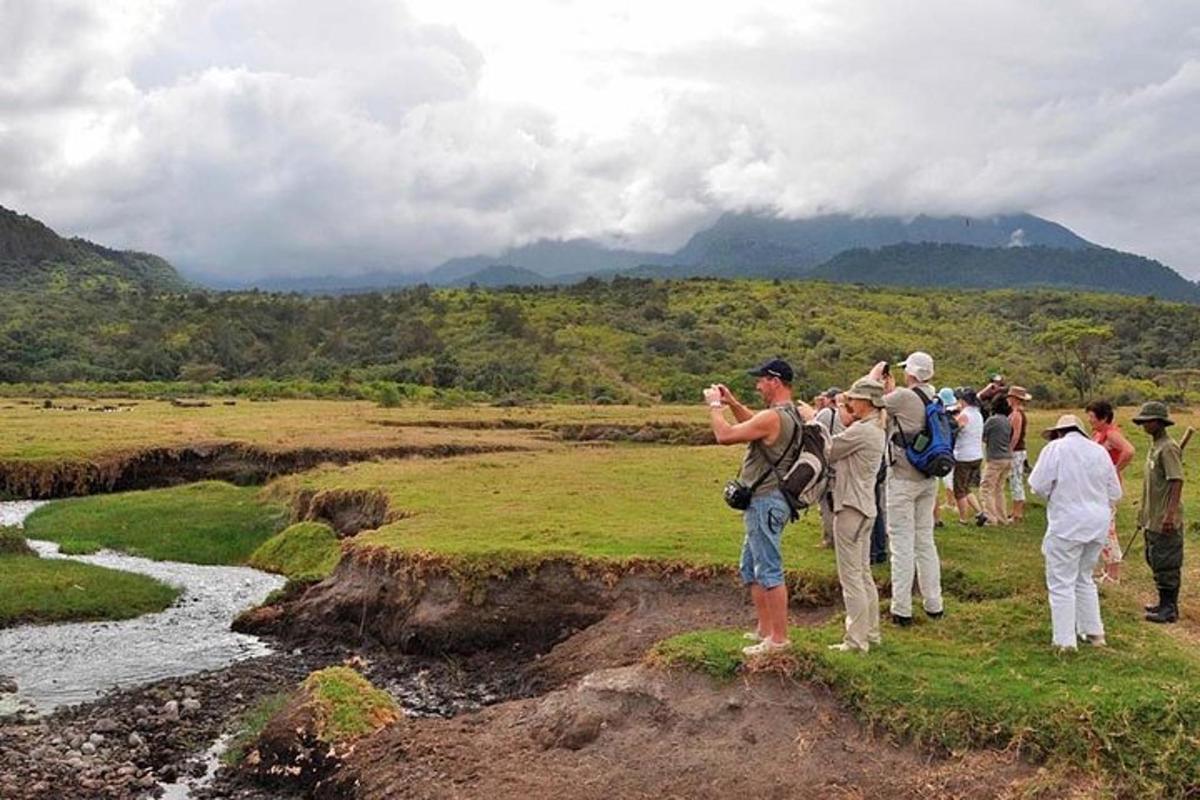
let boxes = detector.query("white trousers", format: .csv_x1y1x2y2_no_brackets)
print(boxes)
1010,451,1028,502
1042,536,1105,648
886,475,943,617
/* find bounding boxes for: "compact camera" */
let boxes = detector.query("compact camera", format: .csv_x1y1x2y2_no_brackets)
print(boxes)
723,479,752,510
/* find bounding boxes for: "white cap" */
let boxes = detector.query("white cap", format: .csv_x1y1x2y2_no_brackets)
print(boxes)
900,351,934,382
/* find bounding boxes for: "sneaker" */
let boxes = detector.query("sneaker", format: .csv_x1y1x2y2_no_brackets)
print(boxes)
925,609,944,620
890,614,913,627
975,512,988,527
742,638,791,657
934,520,945,528
742,631,765,642
1082,634,1107,647
827,642,867,653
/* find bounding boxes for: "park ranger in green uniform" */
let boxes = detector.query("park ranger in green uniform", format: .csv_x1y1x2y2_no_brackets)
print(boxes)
1132,401,1185,624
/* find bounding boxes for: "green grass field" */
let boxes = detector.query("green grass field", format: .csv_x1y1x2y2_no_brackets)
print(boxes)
5,399,1200,793
24,481,288,564
0,550,180,627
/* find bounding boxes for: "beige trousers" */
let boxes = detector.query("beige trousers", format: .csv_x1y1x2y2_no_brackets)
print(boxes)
833,506,881,651
981,459,1012,523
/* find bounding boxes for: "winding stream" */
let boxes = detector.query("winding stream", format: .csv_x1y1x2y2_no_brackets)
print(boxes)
0,500,286,716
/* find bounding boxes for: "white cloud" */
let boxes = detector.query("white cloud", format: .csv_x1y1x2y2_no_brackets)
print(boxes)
2,0,1199,278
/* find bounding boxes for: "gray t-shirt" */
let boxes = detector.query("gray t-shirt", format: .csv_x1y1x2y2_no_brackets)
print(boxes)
738,406,800,496
882,383,936,482
983,414,1013,461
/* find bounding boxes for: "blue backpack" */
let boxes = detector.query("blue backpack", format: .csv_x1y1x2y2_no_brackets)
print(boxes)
900,388,957,478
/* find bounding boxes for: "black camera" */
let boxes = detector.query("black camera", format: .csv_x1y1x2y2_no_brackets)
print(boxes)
723,479,752,510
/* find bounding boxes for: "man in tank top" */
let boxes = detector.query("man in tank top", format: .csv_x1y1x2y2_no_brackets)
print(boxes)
706,358,799,656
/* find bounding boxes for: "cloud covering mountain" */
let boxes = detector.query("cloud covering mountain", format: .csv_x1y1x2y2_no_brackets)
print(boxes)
3,1,1200,279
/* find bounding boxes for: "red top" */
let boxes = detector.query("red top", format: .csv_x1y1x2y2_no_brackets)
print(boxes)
1092,424,1122,466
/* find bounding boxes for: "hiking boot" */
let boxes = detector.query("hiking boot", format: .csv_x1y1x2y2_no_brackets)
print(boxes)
975,512,988,527
1143,601,1161,613
1145,605,1178,623
890,614,913,627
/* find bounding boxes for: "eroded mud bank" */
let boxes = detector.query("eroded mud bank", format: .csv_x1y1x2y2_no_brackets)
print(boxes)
371,418,714,445
0,441,525,499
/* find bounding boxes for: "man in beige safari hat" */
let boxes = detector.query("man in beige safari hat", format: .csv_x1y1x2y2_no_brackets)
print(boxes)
1131,401,1185,624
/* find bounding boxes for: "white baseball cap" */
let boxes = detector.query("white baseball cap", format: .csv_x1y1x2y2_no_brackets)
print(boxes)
900,351,934,381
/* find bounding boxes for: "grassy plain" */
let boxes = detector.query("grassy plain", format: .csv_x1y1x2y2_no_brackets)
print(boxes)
0,398,698,462
23,481,287,564
7,398,1200,792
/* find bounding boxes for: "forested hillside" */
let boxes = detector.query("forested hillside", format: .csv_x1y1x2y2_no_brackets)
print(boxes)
809,243,1200,302
3,277,1199,405
0,206,189,294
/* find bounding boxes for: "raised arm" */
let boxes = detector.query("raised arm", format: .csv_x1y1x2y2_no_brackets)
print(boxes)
708,403,781,446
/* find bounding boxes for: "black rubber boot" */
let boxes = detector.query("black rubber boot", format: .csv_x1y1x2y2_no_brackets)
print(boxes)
1145,590,1179,624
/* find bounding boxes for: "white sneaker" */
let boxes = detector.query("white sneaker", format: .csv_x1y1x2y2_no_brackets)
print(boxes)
827,643,867,653
743,631,765,642
742,638,791,657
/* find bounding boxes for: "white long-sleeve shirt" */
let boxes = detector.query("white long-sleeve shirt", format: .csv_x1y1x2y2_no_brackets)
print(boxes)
1028,432,1122,543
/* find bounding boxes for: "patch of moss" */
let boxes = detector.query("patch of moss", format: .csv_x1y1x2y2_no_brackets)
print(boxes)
248,522,341,581
302,666,399,744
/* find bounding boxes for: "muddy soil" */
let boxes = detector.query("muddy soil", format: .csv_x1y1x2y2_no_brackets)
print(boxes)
371,418,714,445
334,663,1071,800
0,642,535,800
0,441,526,500
237,550,840,658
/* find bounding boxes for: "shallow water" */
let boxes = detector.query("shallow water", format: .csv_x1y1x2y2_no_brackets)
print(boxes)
0,500,286,715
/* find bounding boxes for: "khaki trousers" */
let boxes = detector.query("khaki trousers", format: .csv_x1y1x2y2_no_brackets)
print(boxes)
981,458,1012,523
834,506,881,651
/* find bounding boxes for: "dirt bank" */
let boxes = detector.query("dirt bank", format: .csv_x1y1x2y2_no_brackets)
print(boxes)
0,441,526,499
329,663,1068,800
235,547,838,667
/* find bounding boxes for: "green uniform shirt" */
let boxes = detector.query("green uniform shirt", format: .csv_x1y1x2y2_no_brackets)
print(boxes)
1139,434,1184,531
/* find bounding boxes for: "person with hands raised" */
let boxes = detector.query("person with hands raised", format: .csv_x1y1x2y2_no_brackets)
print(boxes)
705,358,800,656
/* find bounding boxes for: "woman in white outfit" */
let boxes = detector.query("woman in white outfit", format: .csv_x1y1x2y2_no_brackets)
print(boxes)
1028,414,1122,651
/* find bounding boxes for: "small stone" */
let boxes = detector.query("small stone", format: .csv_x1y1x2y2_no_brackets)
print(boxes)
117,765,138,777
0,676,17,694
66,757,86,770
88,733,104,745
127,733,144,748
66,749,83,759
181,698,201,712
233,692,244,701
132,705,149,717
137,774,156,789
80,742,97,756
69,735,85,749
182,686,197,699
162,699,178,714
93,717,120,733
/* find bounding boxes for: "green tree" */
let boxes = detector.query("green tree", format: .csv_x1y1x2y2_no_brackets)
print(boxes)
1034,319,1114,403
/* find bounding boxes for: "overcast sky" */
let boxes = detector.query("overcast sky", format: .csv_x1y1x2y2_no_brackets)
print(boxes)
3,0,1200,279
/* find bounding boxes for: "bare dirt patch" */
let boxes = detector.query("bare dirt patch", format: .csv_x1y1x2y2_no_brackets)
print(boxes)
334,664,1079,800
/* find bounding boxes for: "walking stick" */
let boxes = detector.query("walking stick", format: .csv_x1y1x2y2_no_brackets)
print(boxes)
1122,426,1195,555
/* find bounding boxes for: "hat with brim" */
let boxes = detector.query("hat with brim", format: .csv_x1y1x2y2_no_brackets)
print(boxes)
844,378,886,409
1131,401,1175,426
1042,414,1086,439
1007,385,1032,401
